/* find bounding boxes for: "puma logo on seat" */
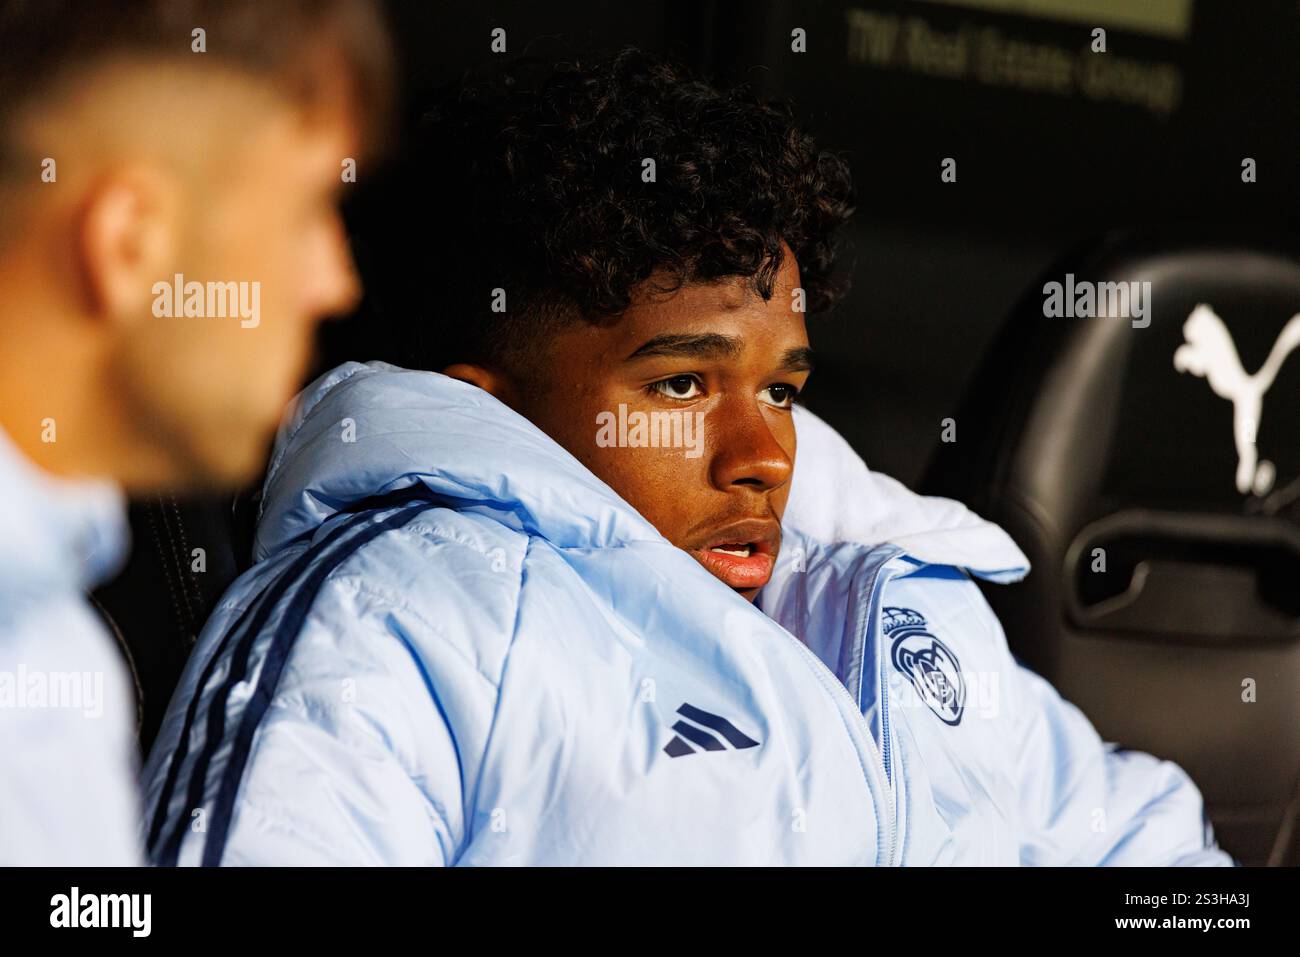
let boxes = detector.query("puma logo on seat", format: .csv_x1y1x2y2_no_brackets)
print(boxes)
1173,303,1300,495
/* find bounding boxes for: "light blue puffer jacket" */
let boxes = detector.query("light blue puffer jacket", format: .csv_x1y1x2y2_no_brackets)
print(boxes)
142,361,1232,865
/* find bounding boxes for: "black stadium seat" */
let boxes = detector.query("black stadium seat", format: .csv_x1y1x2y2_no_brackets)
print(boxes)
923,232,1300,866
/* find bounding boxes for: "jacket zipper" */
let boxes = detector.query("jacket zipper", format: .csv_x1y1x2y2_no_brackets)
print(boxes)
778,552,901,865
865,556,900,866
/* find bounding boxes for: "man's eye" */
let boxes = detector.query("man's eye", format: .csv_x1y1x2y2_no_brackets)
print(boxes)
649,375,703,400
760,383,799,409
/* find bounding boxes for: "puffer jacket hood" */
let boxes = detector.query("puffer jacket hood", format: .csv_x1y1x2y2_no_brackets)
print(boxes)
256,360,1029,580
256,362,673,561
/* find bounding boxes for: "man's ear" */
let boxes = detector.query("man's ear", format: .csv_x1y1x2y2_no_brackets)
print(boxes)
442,362,523,406
79,166,179,324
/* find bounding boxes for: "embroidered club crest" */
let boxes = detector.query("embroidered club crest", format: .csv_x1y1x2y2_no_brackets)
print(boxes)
883,606,965,726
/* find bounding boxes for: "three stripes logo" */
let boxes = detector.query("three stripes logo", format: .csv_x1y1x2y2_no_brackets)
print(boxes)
662,702,760,758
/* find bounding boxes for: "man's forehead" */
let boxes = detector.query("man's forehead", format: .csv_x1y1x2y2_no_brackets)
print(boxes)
625,331,815,372
628,273,801,333
542,257,808,371
228,101,360,190
618,282,811,365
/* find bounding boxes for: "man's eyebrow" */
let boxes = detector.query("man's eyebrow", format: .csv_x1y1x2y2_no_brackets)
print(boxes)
778,347,816,373
625,333,744,362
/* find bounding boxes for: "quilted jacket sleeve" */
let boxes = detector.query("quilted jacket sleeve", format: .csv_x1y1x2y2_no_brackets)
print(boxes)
1007,649,1235,866
143,528,525,868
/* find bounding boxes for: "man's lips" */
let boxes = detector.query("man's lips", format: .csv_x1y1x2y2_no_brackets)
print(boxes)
689,518,780,591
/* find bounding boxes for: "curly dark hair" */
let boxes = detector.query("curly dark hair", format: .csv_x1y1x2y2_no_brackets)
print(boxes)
347,47,856,377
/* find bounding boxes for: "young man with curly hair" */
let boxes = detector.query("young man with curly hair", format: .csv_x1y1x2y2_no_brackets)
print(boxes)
143,50,1231,866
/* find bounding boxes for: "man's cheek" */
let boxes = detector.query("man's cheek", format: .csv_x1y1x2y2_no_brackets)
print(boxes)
769,484,789,518
591,449,678,516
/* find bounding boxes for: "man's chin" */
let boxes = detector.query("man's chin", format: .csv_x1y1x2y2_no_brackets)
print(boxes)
171,427,274,493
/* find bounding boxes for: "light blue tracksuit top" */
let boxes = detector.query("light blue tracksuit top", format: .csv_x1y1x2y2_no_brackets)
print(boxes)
0,428,141,865
142,361,1232,866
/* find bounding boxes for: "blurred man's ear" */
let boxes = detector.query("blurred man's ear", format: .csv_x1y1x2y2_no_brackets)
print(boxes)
442,363,523,406
79,166,179,324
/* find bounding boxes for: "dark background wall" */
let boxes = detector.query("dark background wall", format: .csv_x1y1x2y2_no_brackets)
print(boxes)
345,0,1300,488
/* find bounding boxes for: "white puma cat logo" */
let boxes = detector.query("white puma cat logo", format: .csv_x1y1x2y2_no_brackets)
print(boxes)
1173,303,1300,495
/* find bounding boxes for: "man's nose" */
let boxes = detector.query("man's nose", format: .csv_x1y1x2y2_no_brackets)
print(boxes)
707,399,794,493
311,220,362,321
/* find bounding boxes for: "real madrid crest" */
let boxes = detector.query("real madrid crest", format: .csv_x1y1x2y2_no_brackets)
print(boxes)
883,606,965,726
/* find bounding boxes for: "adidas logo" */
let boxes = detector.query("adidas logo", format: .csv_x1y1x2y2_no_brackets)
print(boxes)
662,702,760,757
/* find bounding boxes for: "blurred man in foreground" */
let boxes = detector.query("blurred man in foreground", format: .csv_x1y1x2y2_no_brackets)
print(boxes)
0,0,390,863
